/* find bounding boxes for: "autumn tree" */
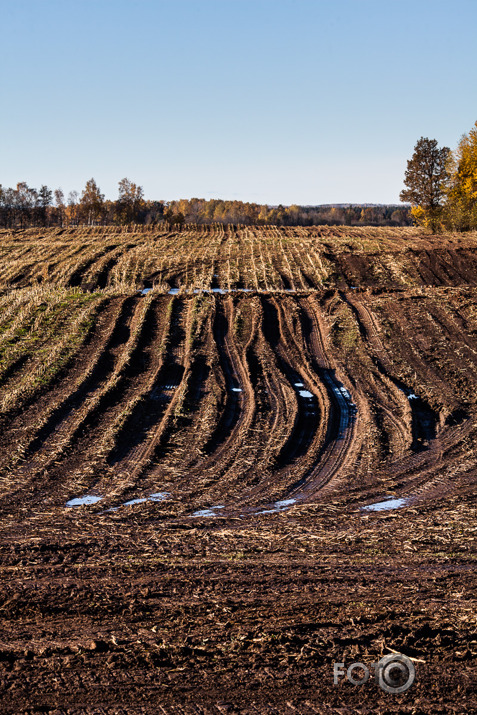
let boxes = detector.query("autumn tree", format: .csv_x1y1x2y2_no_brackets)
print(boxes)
54,189,65,226
116,177,144,224
37,185,53,226
400,137,450,232
445,121,477,231
15,182,38,228
79,178,104,225
65,191,79,226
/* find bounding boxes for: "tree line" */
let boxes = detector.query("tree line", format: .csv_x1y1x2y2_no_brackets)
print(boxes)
0,178,411,230
401,119,477,232
163,199,410,227
4,120,476,233
0,178,163,229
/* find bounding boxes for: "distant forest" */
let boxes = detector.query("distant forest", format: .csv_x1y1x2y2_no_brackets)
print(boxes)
0,178,411,229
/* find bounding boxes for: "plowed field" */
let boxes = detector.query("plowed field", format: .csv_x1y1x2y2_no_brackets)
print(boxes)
0,227,475,713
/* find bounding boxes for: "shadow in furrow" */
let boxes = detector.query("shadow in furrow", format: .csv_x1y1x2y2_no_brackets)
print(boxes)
0,354,29,390
260,297,319,467
175,355,210,427
107,300,186,465
285,303,355,492
90,256,119,290
23,297,136,459
279,271,292,290
67,246,117,288
202,301,242,456
377,365,437,451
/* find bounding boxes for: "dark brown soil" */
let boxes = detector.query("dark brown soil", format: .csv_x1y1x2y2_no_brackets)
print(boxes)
0,228,476,713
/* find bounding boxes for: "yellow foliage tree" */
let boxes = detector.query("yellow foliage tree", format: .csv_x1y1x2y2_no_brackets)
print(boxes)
445,121,477,230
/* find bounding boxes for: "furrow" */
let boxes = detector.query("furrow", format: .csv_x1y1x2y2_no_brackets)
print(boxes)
3,295,152,506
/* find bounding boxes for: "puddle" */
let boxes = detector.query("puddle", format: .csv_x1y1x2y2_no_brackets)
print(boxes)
149,491,170,502
190,505,225,518
102,492,171,512
329,381,357,415
123,498,148,506
395,384,419,401
164,384,178,390
362,497,408,512
231,387,242,392
299,390,314,398
123,492,171,507
256,497,297,514
144,287,306,297
274,498,297,508
294,382,304,387
66,495,103,507
391,380,436,449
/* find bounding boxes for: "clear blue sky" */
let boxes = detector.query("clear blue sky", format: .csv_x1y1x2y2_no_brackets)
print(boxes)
1,0,476,205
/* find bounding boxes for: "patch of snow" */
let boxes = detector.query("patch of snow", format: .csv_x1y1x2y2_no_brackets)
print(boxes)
149,492,170,502
362,497,407,512
123,498,148,506
66,495,102,507
190,505,225,518
274,498,296,508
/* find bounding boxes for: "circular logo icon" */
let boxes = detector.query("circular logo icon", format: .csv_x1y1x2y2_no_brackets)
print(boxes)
376,653,416,694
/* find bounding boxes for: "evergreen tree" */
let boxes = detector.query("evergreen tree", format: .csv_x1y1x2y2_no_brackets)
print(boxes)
400,137,450,232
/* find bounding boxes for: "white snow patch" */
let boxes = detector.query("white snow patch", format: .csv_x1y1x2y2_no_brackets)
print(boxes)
149,492,170,502
66,495,103,507
190,505,225,518
362,497,407,512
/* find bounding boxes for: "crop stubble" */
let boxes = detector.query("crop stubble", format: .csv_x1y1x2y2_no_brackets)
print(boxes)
0,226,475,713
